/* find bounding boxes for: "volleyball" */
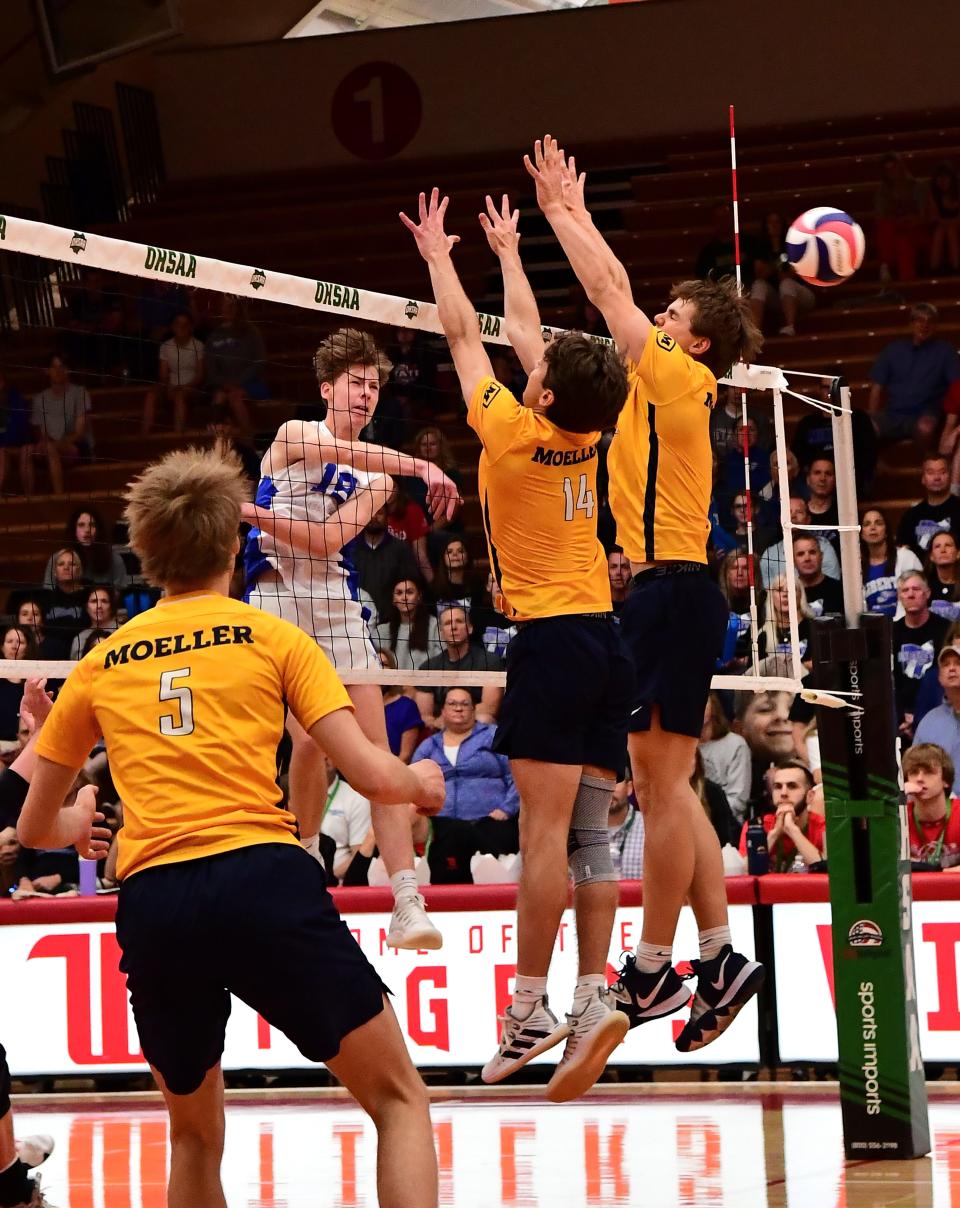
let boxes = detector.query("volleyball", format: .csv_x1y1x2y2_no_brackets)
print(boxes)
784,207,866,286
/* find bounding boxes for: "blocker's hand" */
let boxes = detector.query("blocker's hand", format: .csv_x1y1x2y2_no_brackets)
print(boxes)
478,193,521,259
65,785,113,861
421,461,462,523
524,135,570,213
409,758,446,817
400,188,461,262
20,677,53,732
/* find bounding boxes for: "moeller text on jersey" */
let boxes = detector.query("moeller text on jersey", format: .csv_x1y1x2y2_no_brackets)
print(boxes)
104,625,254,669
530,444,597,467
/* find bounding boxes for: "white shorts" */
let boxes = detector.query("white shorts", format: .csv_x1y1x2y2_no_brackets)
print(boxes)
247,585,381,673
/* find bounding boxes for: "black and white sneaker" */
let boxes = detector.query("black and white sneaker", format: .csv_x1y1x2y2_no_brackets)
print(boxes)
674,945,765,1053
606,954,691,1029
481,997,571,1084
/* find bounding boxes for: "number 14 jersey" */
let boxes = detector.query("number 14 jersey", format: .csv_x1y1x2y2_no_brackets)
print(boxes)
467,376,610,622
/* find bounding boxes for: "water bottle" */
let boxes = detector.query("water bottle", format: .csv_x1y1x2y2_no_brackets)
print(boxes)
78,857,98,896
745,822,769,876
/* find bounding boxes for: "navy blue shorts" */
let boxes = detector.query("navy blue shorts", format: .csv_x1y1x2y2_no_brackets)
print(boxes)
492,614,634,773
620,566,728,738
115,843,388,1096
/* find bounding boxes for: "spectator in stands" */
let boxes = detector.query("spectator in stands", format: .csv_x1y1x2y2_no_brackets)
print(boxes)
81,629,113,656
710,386,771,461
319,756,376,884
927,162,960,274
722,417,772,498
43,506,129,590
792,535,844,617
204,296,267,437
70,586,120,659
696,202,759,285
718,550,763,673
874,154,928,283
757,573,813,673
0,825,20,897
23,354,91,495
760,496,840,587
913,647,960,793
374,577,440,670
0,368,30,493
347,503,419,620
728,490,775,555
868,304,959,443
15,597,59,659
913,619,960,730
415,605,504,728
757,447,803,529
0,623,34,723
407,426,464,550
902,743,960,867
691,748,739,848
43,547,88,652
751,211,816,336
411,688,519,844
386,483,433,584
733,689,800,809
738,760,826,872
925,531,960,619
431,537,483,614
861,507,922,617
379,328,438,441
470,573,517,659
143,311,205,435
893,570,950,741
607,548,632,617
208,405,262,485
791,386,877,494
897,454,960,557
378,651,423,763
804,457,840,555
699,693,751,824
608,779,644,879
63,267,125,376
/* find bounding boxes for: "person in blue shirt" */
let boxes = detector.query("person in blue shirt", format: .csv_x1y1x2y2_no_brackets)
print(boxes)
868,304,960,442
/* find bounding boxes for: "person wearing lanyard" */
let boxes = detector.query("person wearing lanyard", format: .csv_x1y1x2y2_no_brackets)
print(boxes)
903,742,960,869
319,761,376,884
608,782,644,880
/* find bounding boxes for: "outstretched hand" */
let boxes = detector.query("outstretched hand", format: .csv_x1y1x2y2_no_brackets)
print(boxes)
400,188,461,262
68,784,113,861
20,677,53,732
524,135,570,213
561,153,589,221
478,193,520,259
421,462,462,523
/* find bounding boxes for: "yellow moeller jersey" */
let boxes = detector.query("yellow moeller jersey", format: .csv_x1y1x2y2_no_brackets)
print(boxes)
607,329,717,564
35,592,352,881
467,376,611,622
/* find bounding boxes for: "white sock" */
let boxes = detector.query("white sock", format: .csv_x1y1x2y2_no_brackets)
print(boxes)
511,974,548,1020
699,925,731,962
390,869,419,901
634,941,672,974
300,833,321,861
572,974,606,1012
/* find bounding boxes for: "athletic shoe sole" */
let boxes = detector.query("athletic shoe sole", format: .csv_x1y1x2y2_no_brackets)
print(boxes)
385,926,443,951
545,1011,630,1103
675,963,765,1053
481,1022,572,1085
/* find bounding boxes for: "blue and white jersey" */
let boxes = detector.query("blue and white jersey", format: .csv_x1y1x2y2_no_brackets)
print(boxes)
244,421,382,614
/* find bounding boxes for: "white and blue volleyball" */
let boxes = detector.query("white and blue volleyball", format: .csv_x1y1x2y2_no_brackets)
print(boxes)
785,207,865,287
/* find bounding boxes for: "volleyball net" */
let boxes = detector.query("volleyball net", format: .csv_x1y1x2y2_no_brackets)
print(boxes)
0,214,862,697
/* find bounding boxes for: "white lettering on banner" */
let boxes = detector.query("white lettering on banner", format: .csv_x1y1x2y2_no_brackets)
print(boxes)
858,982,882,1116
0,909,758,1076
773,901,960,1063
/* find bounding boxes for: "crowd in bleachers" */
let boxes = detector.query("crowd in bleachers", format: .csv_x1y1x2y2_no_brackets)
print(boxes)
3,146,960,893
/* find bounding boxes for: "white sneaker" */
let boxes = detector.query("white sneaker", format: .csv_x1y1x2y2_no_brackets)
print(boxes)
546,989,630,1103
386,892,442,950
16,1135,54,1168
482,997,571,1084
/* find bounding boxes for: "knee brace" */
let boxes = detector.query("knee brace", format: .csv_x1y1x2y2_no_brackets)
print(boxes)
0,1042,10,1119
567,774,617,886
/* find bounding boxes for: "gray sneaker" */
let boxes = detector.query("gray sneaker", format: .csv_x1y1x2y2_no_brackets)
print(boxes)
546,989,629,1103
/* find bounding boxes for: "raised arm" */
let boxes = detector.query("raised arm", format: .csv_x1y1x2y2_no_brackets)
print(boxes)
478,193,544,375
400,188,493,404
241,474,393,559
526,135,652,363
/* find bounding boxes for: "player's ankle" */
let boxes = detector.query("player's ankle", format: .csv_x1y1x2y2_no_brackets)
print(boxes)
634,941,672,974
389,869,419,899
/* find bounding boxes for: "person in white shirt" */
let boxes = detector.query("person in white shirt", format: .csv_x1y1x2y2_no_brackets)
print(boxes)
143,312,205,435
320,759,375,882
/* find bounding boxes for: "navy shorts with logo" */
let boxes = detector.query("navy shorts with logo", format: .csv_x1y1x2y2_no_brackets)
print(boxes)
620,565,728,738
492,614,634,773
115,843,388,1096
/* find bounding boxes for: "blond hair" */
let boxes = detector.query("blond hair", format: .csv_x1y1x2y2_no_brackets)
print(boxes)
313,327,393,387
124,448,246,588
